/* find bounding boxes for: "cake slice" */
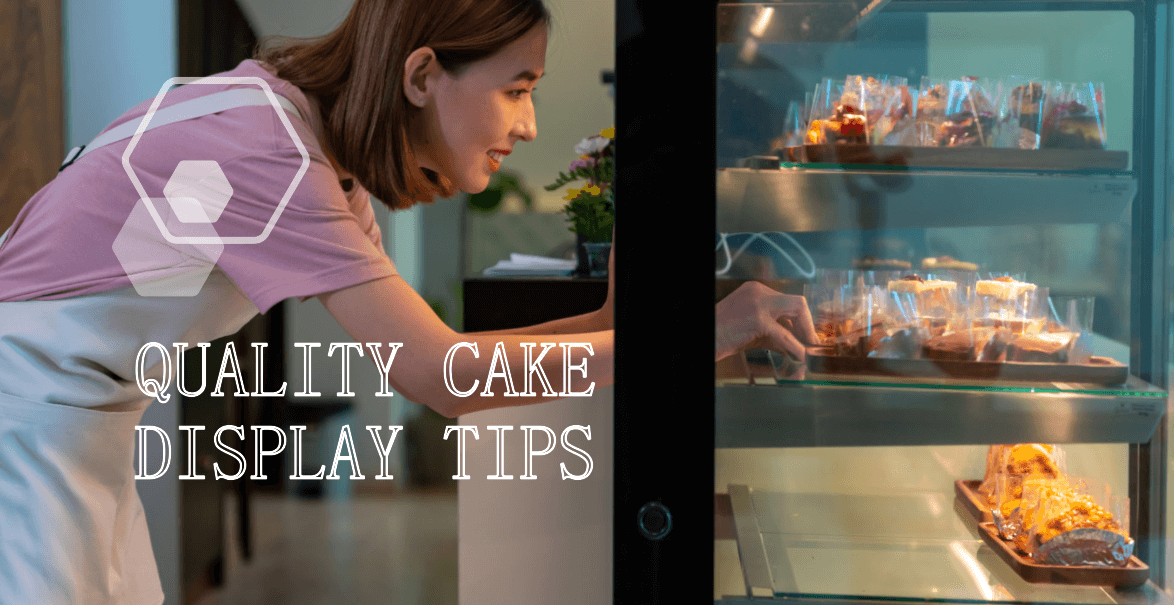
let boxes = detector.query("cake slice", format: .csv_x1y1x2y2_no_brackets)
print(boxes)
976,276,1037,301
1005,332,1075,363
830,321,886,357
888,274,958,315
922,328,994,362
972,313,1045,335
979,329,1017,362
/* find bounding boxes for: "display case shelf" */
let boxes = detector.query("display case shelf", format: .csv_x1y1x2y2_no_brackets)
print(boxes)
716,168,1136,233
715,332,1167,448
715,380,1164,448
715,486,1171,604
717,1,1144,48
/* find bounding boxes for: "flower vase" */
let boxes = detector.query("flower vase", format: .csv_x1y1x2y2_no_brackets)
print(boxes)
575,232,590,277
582,242,611,278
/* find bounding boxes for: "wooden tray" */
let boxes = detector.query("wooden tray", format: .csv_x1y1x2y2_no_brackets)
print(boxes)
806,347,1129,386
977,521,1149,588
783,145,1129,172
955,479,992,523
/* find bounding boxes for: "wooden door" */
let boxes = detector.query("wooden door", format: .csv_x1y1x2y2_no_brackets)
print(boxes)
176,1,273,603
0,0,63,235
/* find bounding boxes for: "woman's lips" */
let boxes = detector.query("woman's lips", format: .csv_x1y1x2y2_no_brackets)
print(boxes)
487,150,508,172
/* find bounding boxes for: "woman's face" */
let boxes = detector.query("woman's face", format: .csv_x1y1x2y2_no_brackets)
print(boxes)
413,25,547,194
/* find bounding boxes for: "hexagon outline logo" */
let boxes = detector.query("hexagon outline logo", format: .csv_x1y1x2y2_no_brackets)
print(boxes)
121,76,310,245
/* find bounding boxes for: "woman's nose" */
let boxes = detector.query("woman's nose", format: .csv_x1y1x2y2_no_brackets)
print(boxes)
515,104,537,142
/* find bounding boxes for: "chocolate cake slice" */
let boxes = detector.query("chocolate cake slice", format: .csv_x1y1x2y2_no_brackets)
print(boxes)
1006,333,1075,363
923,329,995,362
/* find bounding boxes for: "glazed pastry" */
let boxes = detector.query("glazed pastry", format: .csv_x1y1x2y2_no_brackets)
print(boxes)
1035,492,1126,545
1024,483,1131,565
853,256,911,271
985,444,1063,512
921,256,978,272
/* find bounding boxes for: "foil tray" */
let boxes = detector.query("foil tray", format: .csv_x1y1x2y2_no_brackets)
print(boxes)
976,522,1149,588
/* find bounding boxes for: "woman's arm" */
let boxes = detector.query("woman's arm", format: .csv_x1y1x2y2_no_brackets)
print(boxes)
319,274,613,418
466,309,608,336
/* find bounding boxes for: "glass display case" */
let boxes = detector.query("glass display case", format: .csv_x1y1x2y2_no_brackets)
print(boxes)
713,1,1172,603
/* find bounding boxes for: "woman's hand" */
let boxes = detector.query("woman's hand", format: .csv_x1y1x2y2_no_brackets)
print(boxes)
715,281,817,363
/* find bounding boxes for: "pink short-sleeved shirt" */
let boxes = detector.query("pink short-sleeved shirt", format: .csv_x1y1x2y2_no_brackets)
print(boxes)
0,59,397,314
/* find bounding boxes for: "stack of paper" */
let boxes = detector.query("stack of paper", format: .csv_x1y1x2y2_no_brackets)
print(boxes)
482,253,575,276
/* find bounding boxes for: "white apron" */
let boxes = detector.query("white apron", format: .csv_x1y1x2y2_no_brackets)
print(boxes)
0,82,300,604
0,273,260,605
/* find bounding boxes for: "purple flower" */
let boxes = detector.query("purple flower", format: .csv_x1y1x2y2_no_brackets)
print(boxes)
569,158,595,171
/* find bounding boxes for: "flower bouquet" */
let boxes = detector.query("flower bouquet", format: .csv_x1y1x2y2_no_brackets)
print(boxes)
545,127,615,276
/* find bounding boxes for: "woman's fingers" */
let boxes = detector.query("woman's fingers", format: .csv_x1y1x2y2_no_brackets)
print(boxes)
766,293,818,346
761,321,807,362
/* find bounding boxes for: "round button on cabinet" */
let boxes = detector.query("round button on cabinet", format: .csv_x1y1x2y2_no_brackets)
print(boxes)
637,502,671,541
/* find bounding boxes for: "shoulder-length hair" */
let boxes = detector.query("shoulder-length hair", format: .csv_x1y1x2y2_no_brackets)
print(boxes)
254,0,550,210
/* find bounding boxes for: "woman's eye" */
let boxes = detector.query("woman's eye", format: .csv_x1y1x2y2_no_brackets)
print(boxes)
510,89,532,99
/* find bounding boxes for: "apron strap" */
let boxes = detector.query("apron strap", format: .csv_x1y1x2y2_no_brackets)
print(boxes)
60,87,302,172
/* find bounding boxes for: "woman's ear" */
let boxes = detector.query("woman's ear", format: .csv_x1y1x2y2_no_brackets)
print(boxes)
404,47,439,108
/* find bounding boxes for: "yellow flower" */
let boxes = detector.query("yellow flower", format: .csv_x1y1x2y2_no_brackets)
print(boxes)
563,187,581,201
600,127,615,139
582,184,601,196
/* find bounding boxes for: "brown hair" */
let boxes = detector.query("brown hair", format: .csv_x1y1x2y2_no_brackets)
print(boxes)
254,0,551,210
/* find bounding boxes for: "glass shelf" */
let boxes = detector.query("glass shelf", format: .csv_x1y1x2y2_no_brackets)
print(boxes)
716,168,1136,233
723,484,1167,604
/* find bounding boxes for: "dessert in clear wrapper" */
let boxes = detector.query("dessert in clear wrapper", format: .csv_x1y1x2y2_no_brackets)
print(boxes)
1006,332,1077,363
869,289,930,359
806,273,890,357
922,327,994,362
806,78,868,145
887,273,958,319
1042,81,1107,150
987,444,1066,538
977,444,1132,567
808,267,1107,375
875,85,914,145
973,275,1047,333
913,77,949,146
935,77,996,147
975,274,1036,301
1045,295,1096,364
1024,479,1132,567
806,75,910,146
992,77,1047,149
